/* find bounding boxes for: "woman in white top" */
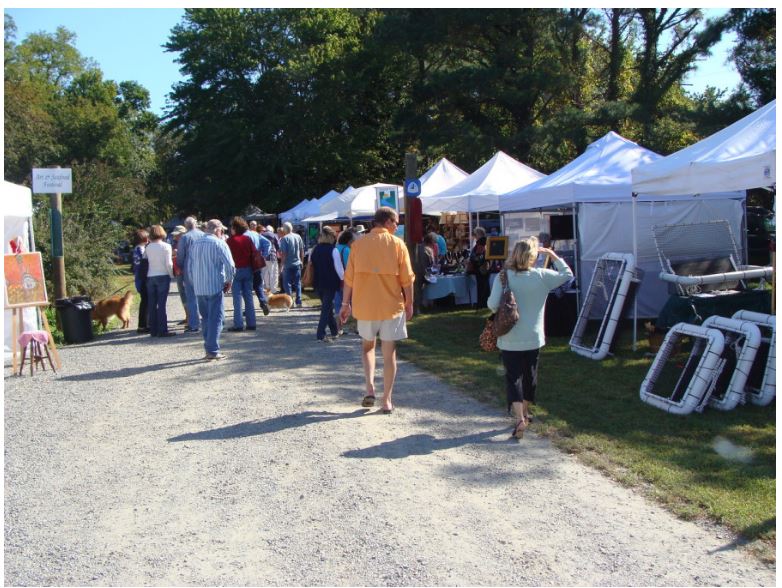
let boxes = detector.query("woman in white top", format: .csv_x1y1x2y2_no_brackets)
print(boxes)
487,236,573,439
143,225,175,337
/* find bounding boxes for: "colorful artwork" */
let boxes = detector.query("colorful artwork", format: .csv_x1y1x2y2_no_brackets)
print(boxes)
4,253,48,307
376,187,398,212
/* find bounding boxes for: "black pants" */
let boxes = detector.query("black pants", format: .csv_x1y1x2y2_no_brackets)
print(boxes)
136,284,149,330
501,348,540,410
475,273,490,309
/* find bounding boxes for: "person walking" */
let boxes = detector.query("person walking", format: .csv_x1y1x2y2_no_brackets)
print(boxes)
244,221,272,316
279,222,305,308
339,207,415,414
171,225,188,325
226,217,258,331
334,229,355,334
132,228,150,334
186,219,236,360
143,225,175,337
176,217,205,333
468,226,490,309
310,226,343,342
261,225,280,293
487,236,573,439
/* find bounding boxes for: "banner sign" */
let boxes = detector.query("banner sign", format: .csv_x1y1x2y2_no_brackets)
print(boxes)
32,168,72,194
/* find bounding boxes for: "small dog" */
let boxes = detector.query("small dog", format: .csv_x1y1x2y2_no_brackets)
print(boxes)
92,291,133,329
264,289,294,312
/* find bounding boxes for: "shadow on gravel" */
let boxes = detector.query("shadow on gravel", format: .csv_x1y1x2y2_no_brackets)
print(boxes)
167,409,370,442
58,358,206,381
341,428,509,459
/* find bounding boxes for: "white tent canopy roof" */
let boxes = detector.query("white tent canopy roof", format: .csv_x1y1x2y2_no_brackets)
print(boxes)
499,132,662,211
421,150,545,213
417,157,469,198
632,99,776,196
4,180,33,217
320,182,402,218
279,198,317,223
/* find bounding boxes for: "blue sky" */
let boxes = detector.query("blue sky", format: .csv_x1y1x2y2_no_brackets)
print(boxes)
5,8,741,117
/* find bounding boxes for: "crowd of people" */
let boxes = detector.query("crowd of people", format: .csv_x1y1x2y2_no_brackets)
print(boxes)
129,206,573,438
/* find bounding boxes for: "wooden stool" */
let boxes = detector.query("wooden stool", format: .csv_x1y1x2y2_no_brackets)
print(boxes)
17,330,56,376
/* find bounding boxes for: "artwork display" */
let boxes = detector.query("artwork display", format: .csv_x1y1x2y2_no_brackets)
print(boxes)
485,236,509,260
4,253,48,308
376,187,398,212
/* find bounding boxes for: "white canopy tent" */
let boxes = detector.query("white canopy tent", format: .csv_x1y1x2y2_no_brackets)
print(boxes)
632,99,776,196
421,150,545,214
417,157,470,199
497,132,746,319
4,181,39,363
301,188,348,223
319,182,403,220
279,198,317,223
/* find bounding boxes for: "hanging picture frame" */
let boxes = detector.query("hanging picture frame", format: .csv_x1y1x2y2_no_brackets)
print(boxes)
375,187,399,213
485,236,509,260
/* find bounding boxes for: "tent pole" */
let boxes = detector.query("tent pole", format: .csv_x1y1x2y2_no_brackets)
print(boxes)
572,202,581,311
632,193,638,351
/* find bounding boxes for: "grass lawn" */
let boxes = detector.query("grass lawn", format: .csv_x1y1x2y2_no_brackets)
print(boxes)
398,307,776,561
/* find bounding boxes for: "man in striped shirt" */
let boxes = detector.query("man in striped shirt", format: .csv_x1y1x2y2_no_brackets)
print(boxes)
186,219,236,360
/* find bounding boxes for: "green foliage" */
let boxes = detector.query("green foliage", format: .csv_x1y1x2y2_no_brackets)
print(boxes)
4,17,162,298
729,8,776,106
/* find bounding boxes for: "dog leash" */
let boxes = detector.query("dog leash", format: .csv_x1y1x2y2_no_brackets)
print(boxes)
104,279,136,298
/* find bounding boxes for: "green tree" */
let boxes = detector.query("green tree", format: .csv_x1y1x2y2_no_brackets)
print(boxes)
728,8,775,106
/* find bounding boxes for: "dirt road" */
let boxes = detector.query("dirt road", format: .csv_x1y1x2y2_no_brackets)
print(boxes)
3,292,775,586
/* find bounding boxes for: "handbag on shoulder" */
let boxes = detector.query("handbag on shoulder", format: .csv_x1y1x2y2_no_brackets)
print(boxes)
251,246,266,271
493,270,519,336
301,261,314,288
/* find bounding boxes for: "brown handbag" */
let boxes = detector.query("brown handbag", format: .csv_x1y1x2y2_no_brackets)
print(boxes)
251,246,266,271
493,270,519,336
301,261,314,288
479,317,498,352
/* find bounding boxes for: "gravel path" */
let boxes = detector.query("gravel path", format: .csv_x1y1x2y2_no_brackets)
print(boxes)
4,287,775,586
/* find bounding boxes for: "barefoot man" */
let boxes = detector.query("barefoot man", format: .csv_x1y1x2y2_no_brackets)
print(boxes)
339,207,415,414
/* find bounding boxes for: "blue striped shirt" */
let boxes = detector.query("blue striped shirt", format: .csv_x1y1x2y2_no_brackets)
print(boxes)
186,234,236,296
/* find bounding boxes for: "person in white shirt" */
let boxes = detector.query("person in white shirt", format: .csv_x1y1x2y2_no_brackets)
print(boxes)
143,224,176,337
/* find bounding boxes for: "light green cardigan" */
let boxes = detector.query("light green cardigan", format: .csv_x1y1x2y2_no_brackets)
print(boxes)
487,258,573,351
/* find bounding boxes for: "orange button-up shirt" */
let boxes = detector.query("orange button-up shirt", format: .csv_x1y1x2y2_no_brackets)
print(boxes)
344,227,415,320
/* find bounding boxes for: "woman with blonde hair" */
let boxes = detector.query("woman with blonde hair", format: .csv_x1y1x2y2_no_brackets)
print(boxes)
487,236,573,439
310,226,343,342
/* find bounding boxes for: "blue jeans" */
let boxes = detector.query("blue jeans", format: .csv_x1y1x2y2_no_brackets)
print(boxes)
252,270,269,307
197,292,225,354
146,275,171,336
283,265,302,305
184,277,200,330
232,267,256,329
317,288,338,340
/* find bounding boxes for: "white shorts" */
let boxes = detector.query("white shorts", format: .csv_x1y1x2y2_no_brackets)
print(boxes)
357,312,407,342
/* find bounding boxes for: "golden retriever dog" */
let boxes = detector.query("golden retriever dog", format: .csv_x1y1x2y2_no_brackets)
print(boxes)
92,290,133,329
264,289,294,311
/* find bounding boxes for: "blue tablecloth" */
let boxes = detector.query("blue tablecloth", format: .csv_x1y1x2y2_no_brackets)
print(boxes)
422,273,498,305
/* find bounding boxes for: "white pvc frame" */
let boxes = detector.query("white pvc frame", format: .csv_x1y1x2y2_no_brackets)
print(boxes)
570,253,635,360
701,316,762,411
640,323,725,415
731,310,776,406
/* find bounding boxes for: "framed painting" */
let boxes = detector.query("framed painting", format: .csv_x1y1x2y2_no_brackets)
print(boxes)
485,236,509,260
4,252,48,308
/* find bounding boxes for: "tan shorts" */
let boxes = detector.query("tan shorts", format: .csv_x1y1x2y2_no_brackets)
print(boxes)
357,312,407,342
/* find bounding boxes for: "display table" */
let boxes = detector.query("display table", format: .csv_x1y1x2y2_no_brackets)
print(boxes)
422,273,498,306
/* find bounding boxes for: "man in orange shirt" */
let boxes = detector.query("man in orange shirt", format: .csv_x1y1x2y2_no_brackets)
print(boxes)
339,207,415,414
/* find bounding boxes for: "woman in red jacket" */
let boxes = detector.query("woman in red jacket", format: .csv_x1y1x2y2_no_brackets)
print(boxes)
226,217,257,331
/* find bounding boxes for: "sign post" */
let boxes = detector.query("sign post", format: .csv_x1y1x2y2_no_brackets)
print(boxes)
32,167,72,301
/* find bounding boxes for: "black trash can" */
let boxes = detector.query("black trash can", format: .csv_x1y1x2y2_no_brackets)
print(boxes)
55,296,95,344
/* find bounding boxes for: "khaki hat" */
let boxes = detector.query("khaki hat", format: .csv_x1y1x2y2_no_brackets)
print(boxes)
171,225,187,237
207,219,227,233
353,224,366,234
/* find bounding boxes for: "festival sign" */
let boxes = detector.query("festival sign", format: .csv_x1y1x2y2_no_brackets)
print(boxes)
375,187,399,213
32,168,72,194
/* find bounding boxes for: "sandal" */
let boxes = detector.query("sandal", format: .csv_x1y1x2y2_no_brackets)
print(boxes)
361,395,376,407
511,418,527,440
